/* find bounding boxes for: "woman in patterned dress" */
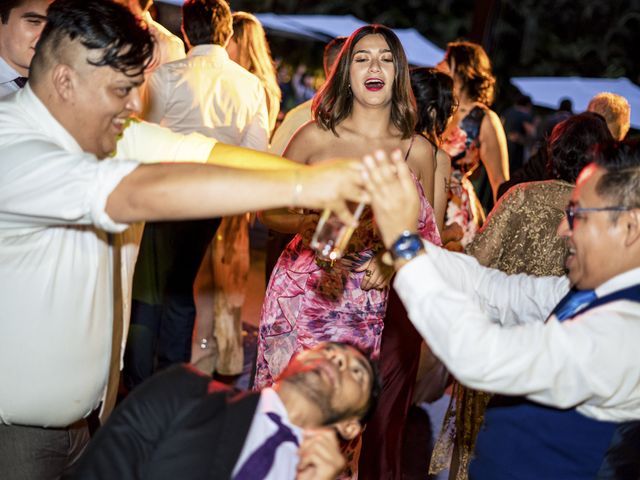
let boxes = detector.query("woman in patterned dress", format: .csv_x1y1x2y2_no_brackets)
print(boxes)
254,25,442,476
358,67,457,479
437,41,509,248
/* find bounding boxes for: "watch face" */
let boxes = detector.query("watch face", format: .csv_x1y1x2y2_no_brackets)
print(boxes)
392,233,424,259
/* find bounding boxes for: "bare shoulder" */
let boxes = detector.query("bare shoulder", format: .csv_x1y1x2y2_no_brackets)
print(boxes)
435,147,451,169
480,108,504,135
406,135,436,173
283,121,330,163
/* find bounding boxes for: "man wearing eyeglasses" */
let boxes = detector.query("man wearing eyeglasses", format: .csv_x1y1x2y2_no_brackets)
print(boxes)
363,143,640,479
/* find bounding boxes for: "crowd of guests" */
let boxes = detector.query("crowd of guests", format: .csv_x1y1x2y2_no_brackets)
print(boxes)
0,0,638,479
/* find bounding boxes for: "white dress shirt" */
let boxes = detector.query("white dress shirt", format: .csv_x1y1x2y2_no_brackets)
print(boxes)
232,388,302,480
143,11,185,69
0,86,217,427
0,56,22,99
394,242,640,422
145,44,269,151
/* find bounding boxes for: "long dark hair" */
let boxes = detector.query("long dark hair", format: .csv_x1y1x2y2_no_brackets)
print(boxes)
313,24,416,139
410,67,456,145
547,112,613,183
445,40,495,106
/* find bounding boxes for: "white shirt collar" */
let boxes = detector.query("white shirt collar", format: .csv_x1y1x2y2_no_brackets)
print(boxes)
595,267,640,298
17,84,85,154
258,388,303,440
187,44,229,60
0,56,20,84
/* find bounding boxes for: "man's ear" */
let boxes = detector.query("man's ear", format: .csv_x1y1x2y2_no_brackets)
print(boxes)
333,418,362,441
623,208,640,247
51,64,76,102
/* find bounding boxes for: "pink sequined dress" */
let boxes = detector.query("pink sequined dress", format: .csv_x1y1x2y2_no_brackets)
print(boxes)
254,173,441,389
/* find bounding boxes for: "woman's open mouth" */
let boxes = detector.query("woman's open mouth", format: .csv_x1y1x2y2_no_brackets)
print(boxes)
364,78,385,91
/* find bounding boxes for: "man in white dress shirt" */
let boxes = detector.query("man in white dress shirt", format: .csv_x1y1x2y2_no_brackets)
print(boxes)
0,0,48,98
124,0,271,389
0,1,368,478
113,0,185,69
363,145,640,478
144,0,269,149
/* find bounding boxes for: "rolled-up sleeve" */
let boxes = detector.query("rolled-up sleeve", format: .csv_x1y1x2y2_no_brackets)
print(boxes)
0,138,139,233
116,119,217,164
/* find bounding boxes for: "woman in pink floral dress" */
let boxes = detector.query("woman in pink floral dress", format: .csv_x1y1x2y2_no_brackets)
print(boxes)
437,41,509,248
254,26,442,392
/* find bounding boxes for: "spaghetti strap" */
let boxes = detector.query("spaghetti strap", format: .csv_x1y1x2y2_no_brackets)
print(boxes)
404,135,416,161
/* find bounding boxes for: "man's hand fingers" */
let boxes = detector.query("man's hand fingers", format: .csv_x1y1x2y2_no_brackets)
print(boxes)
296,430,345,480
330,201,357,226
353,257,373,272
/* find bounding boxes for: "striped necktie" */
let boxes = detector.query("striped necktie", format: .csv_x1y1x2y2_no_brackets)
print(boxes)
233,412,299,479
13,77,27,88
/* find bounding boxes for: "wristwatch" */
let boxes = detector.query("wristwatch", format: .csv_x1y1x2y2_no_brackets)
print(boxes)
389,230,425,261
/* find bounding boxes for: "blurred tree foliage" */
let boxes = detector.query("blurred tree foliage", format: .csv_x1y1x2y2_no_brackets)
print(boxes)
231,0,640,105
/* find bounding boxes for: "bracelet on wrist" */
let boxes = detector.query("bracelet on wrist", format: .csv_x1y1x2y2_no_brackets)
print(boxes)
291,170,303,207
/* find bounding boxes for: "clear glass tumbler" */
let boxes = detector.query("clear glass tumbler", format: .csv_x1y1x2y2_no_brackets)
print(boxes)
310,202,365,261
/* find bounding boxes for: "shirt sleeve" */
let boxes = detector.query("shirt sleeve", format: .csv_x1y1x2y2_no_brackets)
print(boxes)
0,137,138,233
240,86,269,152
406,242,569,326
142,67,169,125
116,119,217,164
392,246,640,409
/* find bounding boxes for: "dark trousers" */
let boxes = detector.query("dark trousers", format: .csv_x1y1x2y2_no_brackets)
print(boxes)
123,218,220,391
0,421,89,480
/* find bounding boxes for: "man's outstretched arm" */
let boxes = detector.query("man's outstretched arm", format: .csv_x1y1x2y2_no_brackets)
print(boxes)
106,157,369,225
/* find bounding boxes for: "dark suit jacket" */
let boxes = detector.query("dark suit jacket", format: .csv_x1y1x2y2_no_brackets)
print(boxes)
68,365,260,480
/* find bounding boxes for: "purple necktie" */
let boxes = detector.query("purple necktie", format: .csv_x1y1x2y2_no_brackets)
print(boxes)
13,77,27,88
233,412,299,480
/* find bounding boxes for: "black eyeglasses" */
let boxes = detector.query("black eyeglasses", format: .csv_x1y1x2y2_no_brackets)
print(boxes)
564,202,631,230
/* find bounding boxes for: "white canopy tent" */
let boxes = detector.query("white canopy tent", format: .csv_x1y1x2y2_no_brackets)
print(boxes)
512,76,640,129
254,14,444,67
153,2,444,66
255,13,364,41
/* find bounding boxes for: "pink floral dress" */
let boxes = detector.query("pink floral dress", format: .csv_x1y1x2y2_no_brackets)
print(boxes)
254,173,441,389
442,106,487,247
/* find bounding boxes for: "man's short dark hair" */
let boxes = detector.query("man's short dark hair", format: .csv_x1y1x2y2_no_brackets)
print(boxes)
0,0,24,24
31,0,154,78
559,98,573,113
182,0,232,47
593,141,640,219
322,36,346,77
